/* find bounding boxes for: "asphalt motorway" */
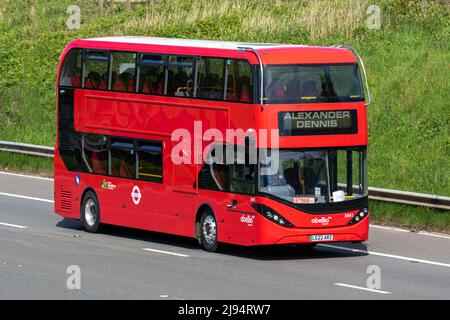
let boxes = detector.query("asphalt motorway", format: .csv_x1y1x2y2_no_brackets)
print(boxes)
0,171,449,300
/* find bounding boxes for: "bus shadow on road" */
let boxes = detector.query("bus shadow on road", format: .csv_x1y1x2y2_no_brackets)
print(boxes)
57,218,369,261
216,243,369,261
56,218,201,250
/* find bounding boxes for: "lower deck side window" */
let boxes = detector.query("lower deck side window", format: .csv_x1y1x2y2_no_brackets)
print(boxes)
198,144,256,194
138,144,163,183
82,134,109,175
111,140,136,179
80,134,163,183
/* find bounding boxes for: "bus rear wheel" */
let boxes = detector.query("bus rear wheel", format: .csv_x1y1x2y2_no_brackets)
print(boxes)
200,209,219,252
81,191,101,233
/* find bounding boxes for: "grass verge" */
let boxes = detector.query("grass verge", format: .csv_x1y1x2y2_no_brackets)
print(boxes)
369,201,450,234
0,151,53,177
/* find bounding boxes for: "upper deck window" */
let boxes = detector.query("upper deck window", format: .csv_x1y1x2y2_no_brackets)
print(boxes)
225,59,253,103
196,57,225,100
58,47,255,104
264,64,364,104
139,54,165,95
83,50,110,90
167,56,195,97
111,52,136,92
59,49,82,87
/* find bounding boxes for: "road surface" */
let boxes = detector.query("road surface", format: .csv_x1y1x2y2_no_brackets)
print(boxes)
0,171,449,299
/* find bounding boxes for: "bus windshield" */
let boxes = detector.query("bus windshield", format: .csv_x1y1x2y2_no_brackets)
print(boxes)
259,148,367,204
264,64,364,104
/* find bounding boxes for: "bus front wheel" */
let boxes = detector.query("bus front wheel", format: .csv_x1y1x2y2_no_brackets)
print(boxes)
200,209,219,252
81,191,101,233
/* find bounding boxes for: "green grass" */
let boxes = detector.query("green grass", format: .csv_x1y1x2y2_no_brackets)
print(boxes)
370,201,450,234
0,152,53,176
0,0,448,232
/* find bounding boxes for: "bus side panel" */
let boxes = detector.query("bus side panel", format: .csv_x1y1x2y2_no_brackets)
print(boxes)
196,191,258,246
74,91,230,141
54,148,81,220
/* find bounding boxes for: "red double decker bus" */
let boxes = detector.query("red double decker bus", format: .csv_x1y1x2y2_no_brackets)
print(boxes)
55,37,370,252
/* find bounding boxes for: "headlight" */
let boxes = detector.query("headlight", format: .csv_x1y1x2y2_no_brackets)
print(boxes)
348,207,369,225
251,203,294,228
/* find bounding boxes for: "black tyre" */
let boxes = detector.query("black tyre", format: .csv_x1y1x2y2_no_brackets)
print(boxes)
81,191,101,233
199,208,219,252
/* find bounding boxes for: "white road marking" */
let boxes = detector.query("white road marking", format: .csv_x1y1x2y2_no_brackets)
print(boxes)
0,171,53,181
371,224,450,239
417,231,450,240
335,283,391,294
143,248,190,258
159,294,185,300
0,192,54,203
320,244,450,268
370,224,409,232
0,222,27,229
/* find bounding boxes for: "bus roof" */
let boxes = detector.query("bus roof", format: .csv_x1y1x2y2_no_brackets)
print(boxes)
76,36,357,64
84,36,297,50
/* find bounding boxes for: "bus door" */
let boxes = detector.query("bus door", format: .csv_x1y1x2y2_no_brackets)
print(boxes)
220,162,257,245
101,140,164,227
170,140,198,236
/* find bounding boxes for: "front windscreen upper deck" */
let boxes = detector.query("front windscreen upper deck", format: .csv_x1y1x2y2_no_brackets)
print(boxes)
264,63,364,104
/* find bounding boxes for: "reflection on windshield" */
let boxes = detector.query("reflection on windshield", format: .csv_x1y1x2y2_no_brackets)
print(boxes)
259,148,367,204
265,64,364,104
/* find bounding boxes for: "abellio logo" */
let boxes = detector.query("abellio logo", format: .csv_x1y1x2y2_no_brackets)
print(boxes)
311,217,332,225
240,215,255,225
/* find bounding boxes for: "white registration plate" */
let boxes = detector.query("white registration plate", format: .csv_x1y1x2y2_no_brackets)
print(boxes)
310,234,333,242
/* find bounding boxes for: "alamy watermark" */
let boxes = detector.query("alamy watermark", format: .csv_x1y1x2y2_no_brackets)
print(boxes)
366,265,381,290
66,5,81,30
366,5,382,30
171,122,280,176
66,265,81,290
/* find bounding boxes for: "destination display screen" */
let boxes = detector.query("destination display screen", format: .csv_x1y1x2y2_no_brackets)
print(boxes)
278,110,358,136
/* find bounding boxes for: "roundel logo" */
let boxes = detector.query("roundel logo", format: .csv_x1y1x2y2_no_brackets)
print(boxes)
131,186,142,205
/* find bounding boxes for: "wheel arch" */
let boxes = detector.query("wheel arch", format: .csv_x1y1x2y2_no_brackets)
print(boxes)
195,203,214,240
80,187,99,220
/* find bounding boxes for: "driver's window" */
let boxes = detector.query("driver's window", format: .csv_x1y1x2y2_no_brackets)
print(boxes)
259,158,295,198
297,157,327,196
212,163,230,191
